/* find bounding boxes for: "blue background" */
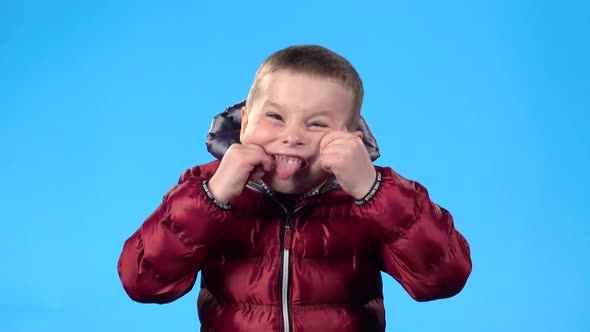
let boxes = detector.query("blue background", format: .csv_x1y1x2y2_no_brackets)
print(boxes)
1,1,588,331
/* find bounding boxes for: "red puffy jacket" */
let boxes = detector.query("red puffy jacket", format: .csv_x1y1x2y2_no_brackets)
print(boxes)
118,159,471,331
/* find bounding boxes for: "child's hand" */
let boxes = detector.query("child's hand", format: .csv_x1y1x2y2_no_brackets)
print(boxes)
208,143,273,204
320,129,376,199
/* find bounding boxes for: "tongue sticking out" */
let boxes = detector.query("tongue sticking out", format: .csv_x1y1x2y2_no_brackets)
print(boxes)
274,156,304,180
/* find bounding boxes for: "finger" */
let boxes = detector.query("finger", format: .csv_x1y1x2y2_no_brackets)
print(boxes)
320,130,349,150
319,153,337,173
257,152,273,172
320,136,359,154
355,131,363,140
243,144,273,171
249,166,266,181
243,143,268,155
250,152,273,173
320,144,353,165
320,145,344,157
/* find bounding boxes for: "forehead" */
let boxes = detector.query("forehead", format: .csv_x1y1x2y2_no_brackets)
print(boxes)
254,71,354,118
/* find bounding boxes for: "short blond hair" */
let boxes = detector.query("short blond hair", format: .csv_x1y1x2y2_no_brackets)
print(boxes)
246,45,364,129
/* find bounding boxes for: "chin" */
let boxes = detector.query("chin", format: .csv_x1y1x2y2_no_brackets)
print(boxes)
267,179,304,194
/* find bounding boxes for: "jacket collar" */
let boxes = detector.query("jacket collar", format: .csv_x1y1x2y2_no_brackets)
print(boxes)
245,175,342,200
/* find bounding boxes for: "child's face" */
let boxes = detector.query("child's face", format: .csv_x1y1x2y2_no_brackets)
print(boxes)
241,70,355,194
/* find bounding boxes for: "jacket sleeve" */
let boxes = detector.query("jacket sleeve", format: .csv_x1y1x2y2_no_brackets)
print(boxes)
353,167,472,301
117,165,231,304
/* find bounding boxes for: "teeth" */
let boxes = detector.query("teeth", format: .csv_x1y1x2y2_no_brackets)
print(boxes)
273,155,304,166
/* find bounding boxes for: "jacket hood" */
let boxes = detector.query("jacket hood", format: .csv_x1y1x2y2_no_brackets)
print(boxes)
206,100,380,161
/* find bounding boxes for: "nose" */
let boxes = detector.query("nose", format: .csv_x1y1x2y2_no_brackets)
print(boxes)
282,123,304,146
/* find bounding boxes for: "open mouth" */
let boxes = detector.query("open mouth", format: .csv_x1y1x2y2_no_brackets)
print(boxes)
272,154,308,180
272,154,308,168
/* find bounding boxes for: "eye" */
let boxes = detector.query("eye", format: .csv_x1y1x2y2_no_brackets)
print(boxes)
309,122,328,128
266,112,283,121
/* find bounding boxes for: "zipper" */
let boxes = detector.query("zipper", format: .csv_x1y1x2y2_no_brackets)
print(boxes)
280,206,303,332
281,234,291,332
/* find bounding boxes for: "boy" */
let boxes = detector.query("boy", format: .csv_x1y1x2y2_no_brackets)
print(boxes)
118,45,472,331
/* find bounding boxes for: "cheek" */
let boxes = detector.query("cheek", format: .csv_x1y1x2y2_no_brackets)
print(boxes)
307,153,324,171
241,130,258,144
241,127,253,143
242,123,273,144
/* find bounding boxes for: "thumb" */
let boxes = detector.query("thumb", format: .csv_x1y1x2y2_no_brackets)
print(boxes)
249,165,266,181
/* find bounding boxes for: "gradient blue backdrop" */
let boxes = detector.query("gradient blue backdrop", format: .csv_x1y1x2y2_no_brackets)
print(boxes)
1,1,588,331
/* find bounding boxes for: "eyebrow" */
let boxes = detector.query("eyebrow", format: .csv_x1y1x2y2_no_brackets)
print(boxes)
262,100,334,117
261,100,283,110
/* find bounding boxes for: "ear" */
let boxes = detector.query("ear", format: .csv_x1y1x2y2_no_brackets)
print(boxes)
240,106,249,142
